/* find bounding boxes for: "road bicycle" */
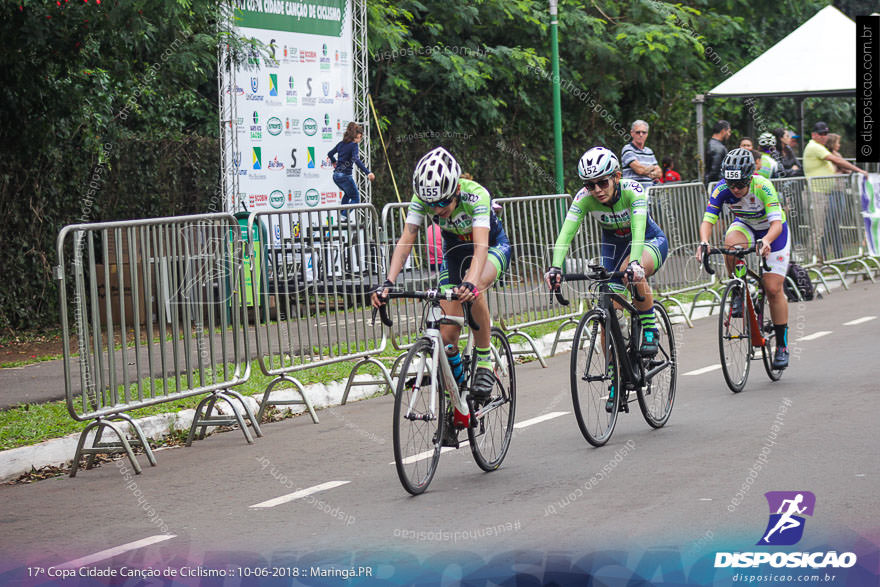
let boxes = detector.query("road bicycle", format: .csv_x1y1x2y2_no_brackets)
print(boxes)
373,290,516,495
700,242,784,393
553,267,677,447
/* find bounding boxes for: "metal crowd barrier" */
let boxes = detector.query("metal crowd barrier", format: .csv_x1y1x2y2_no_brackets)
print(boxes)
492,194,593,361
806,175,878,289
56,213,257,476
647,182,726,326
248,204,392,414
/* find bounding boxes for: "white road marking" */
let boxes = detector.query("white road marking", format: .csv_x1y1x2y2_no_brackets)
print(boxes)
250,481,350,509
684,364,721,376
390,447,455,466
57,535,176,568
513,411,569,429
797,330,831,342
699,498,713,501
843,316,876,326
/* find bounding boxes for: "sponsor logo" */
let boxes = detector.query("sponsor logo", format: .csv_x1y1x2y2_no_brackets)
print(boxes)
322,81,330,97
300,49,317,63
252,111,259,124
321,114,333,140
306,77,313,96
335,87,350,99
225,85,245,95
267,156,284,171
307,147,315,168
714,491,857,570
322,43,328,57
321,191,338,205
253,193,268,208
267,117,282,136
252,147,262,170
269,190,284,209
269,73,278,96
284,118,301,136
305,188,320,207
250,77,258,94
303,118,318,136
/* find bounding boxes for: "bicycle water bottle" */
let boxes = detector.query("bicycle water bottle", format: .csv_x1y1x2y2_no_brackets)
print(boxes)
445,344,465,386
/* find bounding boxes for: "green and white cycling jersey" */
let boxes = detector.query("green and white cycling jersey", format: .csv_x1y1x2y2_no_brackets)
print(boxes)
551,178,661,267
405,178,494,241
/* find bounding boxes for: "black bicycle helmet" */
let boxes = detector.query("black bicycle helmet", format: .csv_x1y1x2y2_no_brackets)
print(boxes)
721,148,755,181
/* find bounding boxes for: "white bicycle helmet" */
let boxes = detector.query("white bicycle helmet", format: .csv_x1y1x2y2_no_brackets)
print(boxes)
757,132,776,148
412,147,461,203
577,147,620,180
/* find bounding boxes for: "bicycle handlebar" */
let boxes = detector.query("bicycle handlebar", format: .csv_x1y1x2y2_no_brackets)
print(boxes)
700,241,770,275
371,288,480,331
551,266,645,305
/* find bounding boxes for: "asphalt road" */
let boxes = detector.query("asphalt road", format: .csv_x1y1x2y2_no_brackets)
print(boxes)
0,282,878,584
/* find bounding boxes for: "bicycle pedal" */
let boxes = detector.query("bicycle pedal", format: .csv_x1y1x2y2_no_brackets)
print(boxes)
440,426,460,448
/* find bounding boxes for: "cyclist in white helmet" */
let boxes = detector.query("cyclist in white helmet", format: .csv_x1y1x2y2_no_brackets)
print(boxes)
546,146,669,370
372,147,511,399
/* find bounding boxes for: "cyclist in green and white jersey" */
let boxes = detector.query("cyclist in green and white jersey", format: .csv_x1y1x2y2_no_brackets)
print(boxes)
372,147,511,399
695,148,790,369
546,146,669,357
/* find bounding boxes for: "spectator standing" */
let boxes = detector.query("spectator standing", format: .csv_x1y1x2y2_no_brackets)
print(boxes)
660,157,681,183
705,120,731,185
739,137,754,151
825,133,848,174
621,120,661,187
803,122,868,260
328,122,375,219
772,127,801,176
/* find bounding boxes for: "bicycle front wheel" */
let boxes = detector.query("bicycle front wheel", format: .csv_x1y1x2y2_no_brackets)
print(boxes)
393,337,444,495
719,280,751,393
468,327,516,471
638,302,677,428
571,309,619,447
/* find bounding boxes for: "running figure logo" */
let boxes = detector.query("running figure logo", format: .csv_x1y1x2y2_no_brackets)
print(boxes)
758,491,816,546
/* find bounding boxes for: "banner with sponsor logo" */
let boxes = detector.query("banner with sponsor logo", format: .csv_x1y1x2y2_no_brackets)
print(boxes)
227,0,353,220
862,174,880,255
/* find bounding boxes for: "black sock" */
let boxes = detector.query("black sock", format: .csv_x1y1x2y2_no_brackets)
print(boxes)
774,324,788,348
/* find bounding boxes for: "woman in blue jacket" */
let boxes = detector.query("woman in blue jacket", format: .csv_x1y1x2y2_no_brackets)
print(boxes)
328,122,375,217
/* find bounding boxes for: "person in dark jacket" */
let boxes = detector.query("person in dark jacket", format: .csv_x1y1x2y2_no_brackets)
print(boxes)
705,120,730,185
772,127,802,177
328,122,375,217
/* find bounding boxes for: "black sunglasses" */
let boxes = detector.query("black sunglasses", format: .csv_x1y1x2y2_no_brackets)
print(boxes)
583,177,612,191
425,197,454,208
727,179,750,190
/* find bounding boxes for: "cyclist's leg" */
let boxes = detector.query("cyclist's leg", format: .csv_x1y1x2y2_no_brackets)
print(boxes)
438,243,465,348
620,232,668,354
723,221,754,276
760,225,790,366
469,236,509,398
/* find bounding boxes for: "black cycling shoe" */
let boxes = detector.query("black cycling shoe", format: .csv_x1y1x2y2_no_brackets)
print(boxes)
730,289,744,318
640,329,659,356
470,367,495,400
440,418,460,448
772,346,790,370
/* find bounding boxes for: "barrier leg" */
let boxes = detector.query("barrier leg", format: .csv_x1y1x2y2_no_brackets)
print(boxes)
807,267,833,296
187,391,255,445
257,374,319,424
820,263,849,290
225,389,264,438
549,318,579,357
783,275,804,302
506,329,548,367
688,287,722,320
70,418,141,478
845,259,875,283
660,296,693,328
341,357,394,405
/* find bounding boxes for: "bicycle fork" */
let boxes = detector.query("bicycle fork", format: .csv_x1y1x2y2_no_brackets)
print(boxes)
430,333,471,429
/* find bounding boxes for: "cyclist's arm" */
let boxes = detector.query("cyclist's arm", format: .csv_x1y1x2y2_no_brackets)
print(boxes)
697,184,725,254
762,220,782,249
551,195,589,267
385,223,420,284
627,186,649,262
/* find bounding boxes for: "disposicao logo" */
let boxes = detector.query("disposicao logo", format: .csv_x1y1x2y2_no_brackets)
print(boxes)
715,491,857,570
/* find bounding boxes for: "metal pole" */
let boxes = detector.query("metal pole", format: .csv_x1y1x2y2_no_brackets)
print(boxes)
694,94,705,184
550,0,564,195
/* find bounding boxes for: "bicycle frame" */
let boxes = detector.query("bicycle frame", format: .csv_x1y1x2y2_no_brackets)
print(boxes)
415,305,473,427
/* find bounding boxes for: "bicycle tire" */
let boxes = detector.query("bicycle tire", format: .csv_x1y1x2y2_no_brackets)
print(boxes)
758,284,785,382
468,327,516,472
570,309,619,447
719,280,751,393
393,337,444,495
637,302,677,428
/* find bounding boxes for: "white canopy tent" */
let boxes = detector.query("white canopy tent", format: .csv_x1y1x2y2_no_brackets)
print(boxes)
695,5,856,179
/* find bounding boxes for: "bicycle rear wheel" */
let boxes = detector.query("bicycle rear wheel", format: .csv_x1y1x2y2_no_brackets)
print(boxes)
637,302,677,428
571,309,619,447
758,285,784,381
393,337,444,495
719,280,751,393
468,327,516,471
